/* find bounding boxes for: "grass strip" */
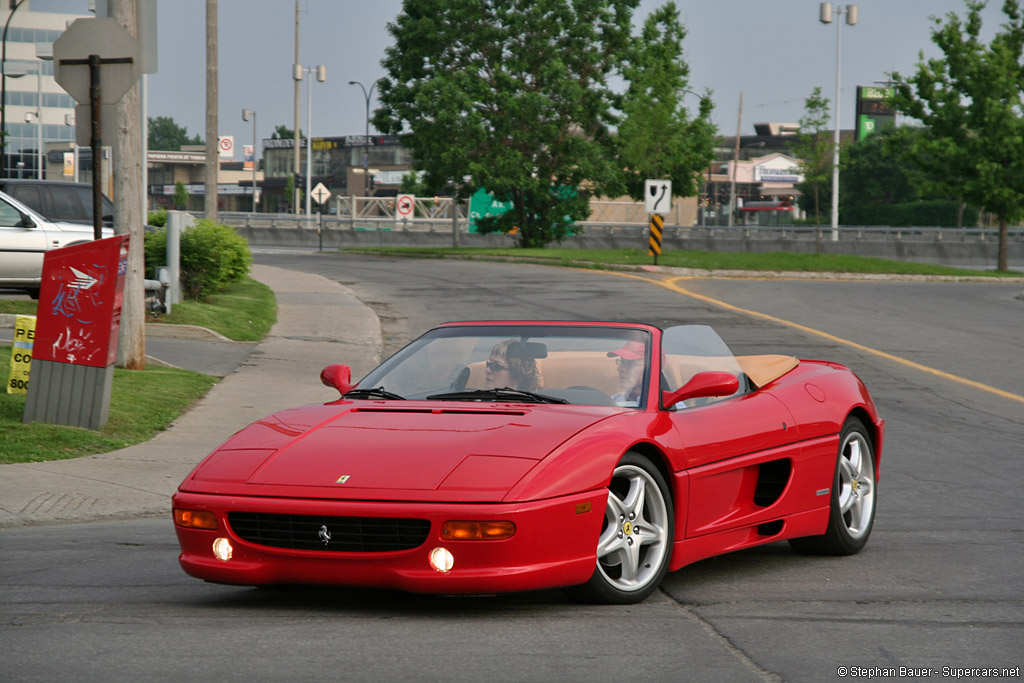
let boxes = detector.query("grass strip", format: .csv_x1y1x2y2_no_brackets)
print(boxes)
0,345,218,464
339,246,1022,278
0,276,277,341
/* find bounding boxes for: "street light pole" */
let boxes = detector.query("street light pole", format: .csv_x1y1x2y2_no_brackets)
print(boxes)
348,78,380,196
242,108,257,212
301,65,325,217
820,3,858,241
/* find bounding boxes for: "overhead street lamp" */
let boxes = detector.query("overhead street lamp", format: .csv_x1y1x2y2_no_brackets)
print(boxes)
820,2,858,241
348,78,382,196
296,64,326,217
242,108,257,212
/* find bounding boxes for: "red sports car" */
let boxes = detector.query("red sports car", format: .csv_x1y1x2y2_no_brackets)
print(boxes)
173,321,883,604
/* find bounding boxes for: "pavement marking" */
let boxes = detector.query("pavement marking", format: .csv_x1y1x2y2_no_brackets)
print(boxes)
597,269,1024,406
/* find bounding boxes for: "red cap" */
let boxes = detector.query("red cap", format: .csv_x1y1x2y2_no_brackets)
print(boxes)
607,341,645,361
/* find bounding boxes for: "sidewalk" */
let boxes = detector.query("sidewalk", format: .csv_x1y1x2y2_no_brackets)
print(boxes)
0,264,383,527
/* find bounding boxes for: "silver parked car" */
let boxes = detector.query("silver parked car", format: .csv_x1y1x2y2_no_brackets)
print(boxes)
0,189,113,298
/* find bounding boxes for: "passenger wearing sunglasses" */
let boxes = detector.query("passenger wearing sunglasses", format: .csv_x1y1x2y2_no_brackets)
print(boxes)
484,340,540,391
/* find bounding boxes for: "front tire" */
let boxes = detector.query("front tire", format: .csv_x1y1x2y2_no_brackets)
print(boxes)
569,452,673,604
790,416,876,555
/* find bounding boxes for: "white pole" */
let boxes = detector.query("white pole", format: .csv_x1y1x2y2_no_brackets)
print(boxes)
251,110,257,212
305,69,312,217
141,73,148,211
830,7,842,241
35,64,41,179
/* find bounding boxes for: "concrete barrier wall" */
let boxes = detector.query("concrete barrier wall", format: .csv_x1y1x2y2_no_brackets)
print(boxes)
218,215,1023,268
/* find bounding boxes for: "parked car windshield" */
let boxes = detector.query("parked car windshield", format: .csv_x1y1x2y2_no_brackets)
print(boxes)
355,324,653,407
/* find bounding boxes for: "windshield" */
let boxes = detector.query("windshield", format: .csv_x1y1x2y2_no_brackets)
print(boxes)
355,324,653,407
660,325,745,407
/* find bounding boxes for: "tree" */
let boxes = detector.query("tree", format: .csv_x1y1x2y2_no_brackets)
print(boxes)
173,180,188,210
148,115,202,151
615,2,716,203
374,0,639,248
792,87,833,225
841,127,924,209
890,0,1024,271
271,124,303,139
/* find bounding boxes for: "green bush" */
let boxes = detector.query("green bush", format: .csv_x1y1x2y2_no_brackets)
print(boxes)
842,200,979,227
145,219,252,301
147,209,167,228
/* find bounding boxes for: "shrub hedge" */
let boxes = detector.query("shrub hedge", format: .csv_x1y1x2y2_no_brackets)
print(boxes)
144,219,252,301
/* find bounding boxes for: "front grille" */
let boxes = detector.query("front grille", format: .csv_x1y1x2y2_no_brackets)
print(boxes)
228,512,431,552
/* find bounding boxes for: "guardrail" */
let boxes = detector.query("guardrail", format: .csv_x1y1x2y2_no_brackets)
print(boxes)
191,212,1023,267
207,211,1024,241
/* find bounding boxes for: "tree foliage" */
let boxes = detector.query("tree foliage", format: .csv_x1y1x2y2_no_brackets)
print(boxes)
144,220,251,301
615,2,716,202
148,116,202,151
889,0,1024,270
840,127,925,208
792,87,833,224
374,0,640,247
271,124,303,140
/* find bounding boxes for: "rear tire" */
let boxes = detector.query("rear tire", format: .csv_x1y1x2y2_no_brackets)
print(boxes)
568,452,673,604
789,416,876,555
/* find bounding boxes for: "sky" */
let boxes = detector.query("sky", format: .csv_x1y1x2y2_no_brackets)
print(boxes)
33,0,1012,161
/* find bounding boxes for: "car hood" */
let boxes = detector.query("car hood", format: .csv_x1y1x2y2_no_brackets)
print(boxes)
179,401,621,502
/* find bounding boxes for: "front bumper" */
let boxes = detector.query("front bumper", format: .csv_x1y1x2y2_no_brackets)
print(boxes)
172,489,606,594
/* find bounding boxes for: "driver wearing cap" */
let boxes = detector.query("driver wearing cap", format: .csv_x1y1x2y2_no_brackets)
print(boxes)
608,340,645,407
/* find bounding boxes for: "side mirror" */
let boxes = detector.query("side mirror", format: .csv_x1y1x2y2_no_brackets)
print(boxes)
17,211,35,228
320,363,354,397
662,371,739,410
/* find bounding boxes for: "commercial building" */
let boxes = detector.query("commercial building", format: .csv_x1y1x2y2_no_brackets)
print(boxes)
1,1,84,181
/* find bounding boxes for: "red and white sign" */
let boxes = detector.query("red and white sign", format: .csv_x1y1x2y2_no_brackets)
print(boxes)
218,135,234,158
396,194,415,222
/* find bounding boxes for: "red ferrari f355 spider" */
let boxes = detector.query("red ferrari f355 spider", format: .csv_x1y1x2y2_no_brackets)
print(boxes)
173,321,883,604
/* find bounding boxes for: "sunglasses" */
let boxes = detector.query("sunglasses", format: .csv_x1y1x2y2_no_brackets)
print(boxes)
486,360,511,372
615,357,644,368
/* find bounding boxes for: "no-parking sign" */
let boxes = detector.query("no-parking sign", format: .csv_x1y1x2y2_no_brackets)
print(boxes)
396,194,415,222
218,135,234,158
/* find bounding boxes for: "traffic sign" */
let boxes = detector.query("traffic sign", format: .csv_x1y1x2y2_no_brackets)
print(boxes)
218,135,234,158
53,18,141,105
644,179,672,215
310,183,330,205
396,194,415,221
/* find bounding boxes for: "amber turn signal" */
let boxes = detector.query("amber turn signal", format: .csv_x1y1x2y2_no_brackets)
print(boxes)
441,520,515,540
174,508,218,530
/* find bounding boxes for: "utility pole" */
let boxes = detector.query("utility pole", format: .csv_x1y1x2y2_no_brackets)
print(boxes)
111,0,145,369
204,0,218,220
293,1,301,215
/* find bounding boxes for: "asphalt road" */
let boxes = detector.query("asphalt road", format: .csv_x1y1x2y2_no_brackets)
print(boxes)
2,252,1022,683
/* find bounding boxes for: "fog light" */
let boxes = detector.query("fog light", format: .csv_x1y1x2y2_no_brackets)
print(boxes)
429,547,454,573
212,537,233,562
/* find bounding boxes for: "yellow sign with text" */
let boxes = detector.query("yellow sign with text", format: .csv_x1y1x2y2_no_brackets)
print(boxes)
7,315,36,394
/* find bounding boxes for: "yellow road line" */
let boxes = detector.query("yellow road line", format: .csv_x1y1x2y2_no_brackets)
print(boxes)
598,269,1024,406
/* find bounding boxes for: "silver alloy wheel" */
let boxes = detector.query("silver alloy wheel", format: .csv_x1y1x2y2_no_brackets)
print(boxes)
838,429,875,540
596,463,671,593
